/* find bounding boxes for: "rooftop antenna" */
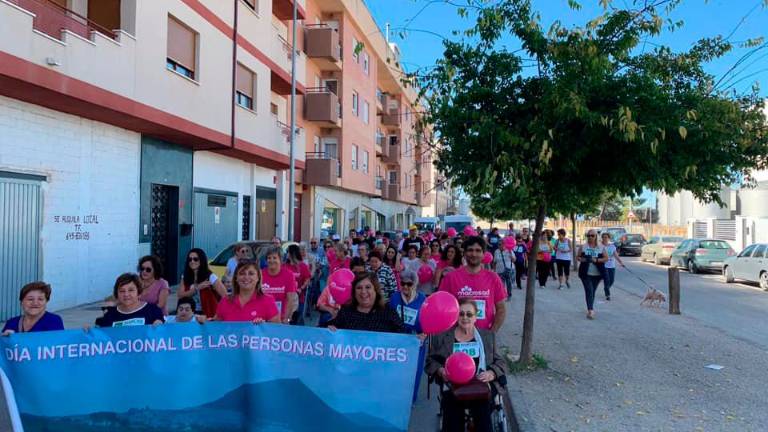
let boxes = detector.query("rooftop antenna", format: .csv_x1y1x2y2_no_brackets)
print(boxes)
385,22,390,44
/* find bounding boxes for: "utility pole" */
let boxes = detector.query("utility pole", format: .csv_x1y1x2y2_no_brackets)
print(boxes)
287,0,298,241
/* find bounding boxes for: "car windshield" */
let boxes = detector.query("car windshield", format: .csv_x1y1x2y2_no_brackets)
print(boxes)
700,240,729,249
626,234,644,241
662,237,683,243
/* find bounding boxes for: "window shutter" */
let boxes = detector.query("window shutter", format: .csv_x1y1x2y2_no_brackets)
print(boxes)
236,63,254,98
167,16,196,71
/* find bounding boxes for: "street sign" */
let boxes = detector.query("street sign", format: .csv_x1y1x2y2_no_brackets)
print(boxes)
627,211,636,219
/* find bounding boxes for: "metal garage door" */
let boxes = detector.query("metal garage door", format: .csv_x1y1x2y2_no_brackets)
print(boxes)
193,190,238,259
0,172,43,321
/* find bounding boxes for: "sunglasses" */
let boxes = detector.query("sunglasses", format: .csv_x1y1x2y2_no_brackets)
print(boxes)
459,311,475,318
586,234,596,238
141,266,153,273
188,257,200,262
311,242,317,244
402,281,414,286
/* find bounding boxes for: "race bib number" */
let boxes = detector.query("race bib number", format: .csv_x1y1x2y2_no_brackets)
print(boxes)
558,242,569,251
112,318,145,327
453,341,481,358
275,301,283,315
475,300,487,320
401,306,418,326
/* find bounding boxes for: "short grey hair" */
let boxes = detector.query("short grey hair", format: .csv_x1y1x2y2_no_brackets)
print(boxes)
265,246,283,259
400,269,417,283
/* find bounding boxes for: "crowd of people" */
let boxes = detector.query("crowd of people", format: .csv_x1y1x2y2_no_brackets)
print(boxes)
1,222,626,431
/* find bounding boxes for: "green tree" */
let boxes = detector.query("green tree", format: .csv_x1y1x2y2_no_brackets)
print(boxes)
419,0,768,364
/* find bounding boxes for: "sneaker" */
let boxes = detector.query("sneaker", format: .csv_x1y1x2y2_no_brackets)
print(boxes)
558,284,563,290
606,296,611,301
566,281,571,288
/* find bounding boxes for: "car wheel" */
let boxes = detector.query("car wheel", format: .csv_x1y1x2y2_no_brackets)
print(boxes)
723,266,734,283
653,254,661,265
687,260,698,274
760,272,768,290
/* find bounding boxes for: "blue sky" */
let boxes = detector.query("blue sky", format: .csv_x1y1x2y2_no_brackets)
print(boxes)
364,0,768,208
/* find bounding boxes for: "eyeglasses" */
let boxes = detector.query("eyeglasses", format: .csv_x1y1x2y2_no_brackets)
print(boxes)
141,266,153,273
459,311,475,318
188,257,200,262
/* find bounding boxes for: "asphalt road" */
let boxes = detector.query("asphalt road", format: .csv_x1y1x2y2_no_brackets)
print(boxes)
616,256,768,349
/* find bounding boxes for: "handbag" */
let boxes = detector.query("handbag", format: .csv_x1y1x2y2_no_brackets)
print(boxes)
451,377,491,401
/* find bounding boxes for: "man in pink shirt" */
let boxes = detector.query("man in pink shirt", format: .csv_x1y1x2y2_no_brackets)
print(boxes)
261,247,298,324
440,236,507,332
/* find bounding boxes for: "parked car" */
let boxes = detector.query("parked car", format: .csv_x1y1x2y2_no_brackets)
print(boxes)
595,226,628,243
670,239,735,273
640,236,684,265
723,243,768,289
616,233,647,256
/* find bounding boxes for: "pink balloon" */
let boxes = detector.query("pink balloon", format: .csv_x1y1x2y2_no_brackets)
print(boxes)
328,269,355,305
419,291,459,335
417,265,434,284
503,236,517,251
445,352,476,384
482,251,493,264
446,227,458,238
463,225,475,237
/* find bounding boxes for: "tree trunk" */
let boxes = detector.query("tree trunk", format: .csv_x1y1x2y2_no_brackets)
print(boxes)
519,202,547,364
571,213,577,271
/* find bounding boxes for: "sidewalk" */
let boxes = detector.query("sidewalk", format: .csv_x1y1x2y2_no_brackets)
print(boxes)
498,277,768,431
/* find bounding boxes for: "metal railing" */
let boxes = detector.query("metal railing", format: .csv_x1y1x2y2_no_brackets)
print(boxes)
9,0,117,41
375,176,384,190
305,152,341,177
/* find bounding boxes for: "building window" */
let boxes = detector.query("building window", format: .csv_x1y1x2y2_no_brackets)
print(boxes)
362,51,370,75
352,37,360,62
363,101,370,124
235,63,255,110
242,0,258,13
389,170,398,184
362,150,369,173
352,91,359,116
351,145,358,170
167,15,197,80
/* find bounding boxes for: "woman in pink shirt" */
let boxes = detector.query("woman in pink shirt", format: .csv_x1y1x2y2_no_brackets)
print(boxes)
137,255,170,315
261,247,299,324
214,261,279,323
284,244,311,323
328,243,351,274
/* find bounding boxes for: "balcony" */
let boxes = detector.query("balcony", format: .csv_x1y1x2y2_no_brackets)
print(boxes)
376,89,386,113
375,134,384,155
304,152,341,187
375,176,384,191
304,24,342,71
269,26,306,95
382,141,399,165
273,0,306,20
7,0,118,42
304,88,341,128
382,110,400,127
387,183,402,202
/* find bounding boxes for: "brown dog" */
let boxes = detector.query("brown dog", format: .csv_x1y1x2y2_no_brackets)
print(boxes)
640,287,667,307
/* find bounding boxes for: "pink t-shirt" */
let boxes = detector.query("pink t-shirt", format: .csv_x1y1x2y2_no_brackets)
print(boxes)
439,266,506,330
284,262,311,295
215,293,279,322
262,266,298,319
329,256,351,274
139,279,170,315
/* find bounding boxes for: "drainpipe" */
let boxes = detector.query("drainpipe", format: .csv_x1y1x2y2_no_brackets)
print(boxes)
287,0,298,241
230,0,239,148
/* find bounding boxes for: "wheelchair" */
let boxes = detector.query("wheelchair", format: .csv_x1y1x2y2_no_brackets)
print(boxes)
429,374,515,432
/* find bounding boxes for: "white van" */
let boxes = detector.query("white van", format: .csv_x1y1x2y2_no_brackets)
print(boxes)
443,215,475,233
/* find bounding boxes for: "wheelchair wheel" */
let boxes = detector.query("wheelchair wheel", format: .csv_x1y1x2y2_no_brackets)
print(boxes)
490,390,515,432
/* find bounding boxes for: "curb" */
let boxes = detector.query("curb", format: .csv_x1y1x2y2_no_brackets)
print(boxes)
506,373,537,432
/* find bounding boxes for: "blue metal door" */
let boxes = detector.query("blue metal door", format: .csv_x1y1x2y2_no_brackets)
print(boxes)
0,172,43,321
193,190,238,259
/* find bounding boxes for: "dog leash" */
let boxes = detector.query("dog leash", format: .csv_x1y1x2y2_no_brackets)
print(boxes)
621,265,655,290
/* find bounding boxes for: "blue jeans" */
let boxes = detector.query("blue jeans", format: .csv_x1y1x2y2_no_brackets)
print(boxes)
581,275,602,310
604,268,616,297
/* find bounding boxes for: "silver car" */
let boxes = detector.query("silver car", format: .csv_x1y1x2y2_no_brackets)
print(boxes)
722,243,768,289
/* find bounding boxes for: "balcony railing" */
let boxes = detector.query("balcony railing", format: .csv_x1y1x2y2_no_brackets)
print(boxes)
9,0,117,41
304,23,342,65
305,152,341,186
304,87,341,127
375,176,384,190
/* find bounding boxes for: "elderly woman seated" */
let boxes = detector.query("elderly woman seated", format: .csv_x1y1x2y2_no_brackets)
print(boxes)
2,282,64,334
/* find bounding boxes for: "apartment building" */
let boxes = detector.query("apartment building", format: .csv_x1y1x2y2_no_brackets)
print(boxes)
0,0,312,316
299,0,432,237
